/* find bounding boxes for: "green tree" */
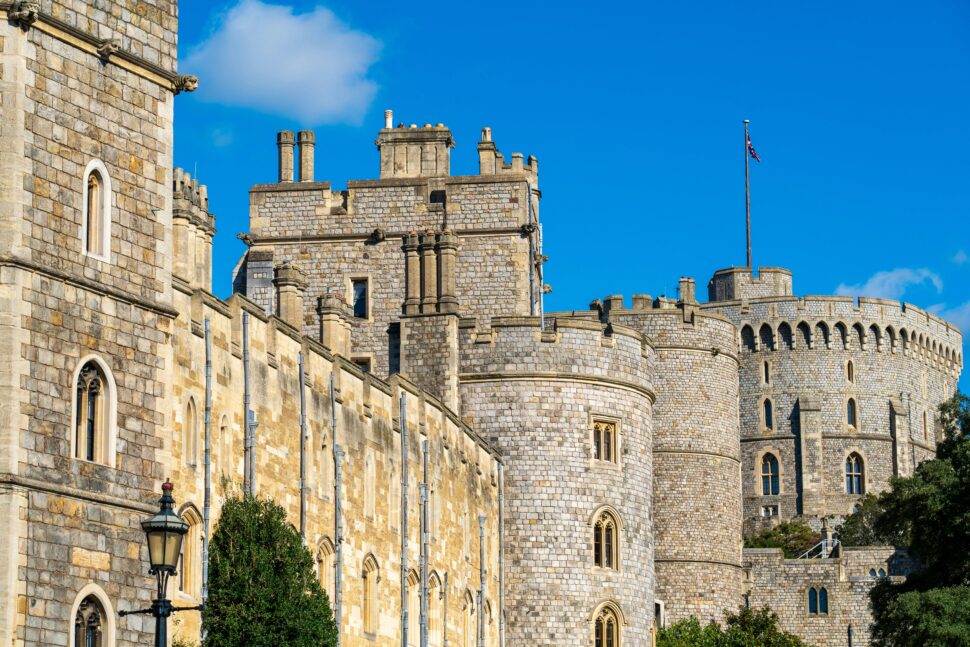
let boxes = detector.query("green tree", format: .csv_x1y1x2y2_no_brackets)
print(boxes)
744,521,820,558
835,494,905,547
864,393,970,647
657,606,814,647
202,495,338,647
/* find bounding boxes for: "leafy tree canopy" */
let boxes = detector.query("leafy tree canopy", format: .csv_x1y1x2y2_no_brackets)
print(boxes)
849,393,970,647
202,494,337,647
657,606,814,647
744,521,820,559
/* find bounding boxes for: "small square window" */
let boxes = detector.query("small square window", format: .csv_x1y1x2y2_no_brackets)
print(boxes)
354,358,371,373
352,279,368,319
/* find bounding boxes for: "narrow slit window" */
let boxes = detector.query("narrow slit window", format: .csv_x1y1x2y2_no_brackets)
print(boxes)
763,361,771,384
763,399,774,431
847,398,858,428
352,279,368,319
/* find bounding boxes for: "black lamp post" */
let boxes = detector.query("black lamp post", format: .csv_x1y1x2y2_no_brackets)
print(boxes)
121,479,197,647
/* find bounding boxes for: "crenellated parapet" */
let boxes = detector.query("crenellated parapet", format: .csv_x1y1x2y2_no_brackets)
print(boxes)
172,168,216,291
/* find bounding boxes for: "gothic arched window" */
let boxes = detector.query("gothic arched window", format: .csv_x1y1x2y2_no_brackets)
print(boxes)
845,453,865,495
593,420,617,463
178,506,202,597
761,453,780,496
82,161,111,259
185,398,199,467
75,361,109,463
594,605,620,647
317,538,335,604
362,555,379,635
763,399,774,431
593,510,619,569
74,595,105,647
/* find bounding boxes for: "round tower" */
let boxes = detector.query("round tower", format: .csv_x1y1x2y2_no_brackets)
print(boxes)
459,316,656,645
600,290,743,625
704,267,964,532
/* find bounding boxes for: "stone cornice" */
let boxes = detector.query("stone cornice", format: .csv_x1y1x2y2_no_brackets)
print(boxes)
0,472,157,514
0,2,197,94
459,372,657,403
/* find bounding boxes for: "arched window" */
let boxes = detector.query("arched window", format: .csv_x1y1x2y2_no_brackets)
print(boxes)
845,453,864,495
846,399,858,428
428,573,442,647
594,605,620,647
846,361,854,383
740,325,756,352
593,420,617,463
317,538,335,603
818,587,829,613
763,399,774,431
763,361,771,385
81,160,111,259
462,590,475,647
75,595,106,647
185,398,199,467
178,506,202,597
362,555,379,635
877,568,885,578
869,568,876,578
593,510,619,569
74,360,113,464
407,570,420,647
808,587,818,614
761,454,780,496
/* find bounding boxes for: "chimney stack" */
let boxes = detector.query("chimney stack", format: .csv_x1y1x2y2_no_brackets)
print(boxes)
384,109,394,129
297,130,315,182
274,263,307,329
277,130,295,183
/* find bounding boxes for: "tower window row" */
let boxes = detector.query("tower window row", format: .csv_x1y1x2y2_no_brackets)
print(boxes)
761,397,860,432
759,452,866,495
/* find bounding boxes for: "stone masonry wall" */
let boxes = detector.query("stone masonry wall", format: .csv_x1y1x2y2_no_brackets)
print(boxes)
459,317,656,646
601,298,744,625
706,293,963,530
744,546,914,647
167,287,502,647
0,7,176,645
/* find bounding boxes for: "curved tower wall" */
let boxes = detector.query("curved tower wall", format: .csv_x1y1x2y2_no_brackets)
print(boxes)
706,294,963,530
603,297,743,624
459,317,656,645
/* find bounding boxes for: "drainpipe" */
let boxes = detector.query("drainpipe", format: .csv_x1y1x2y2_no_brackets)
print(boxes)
202,319,212,608
478,515,486,647
497,463,505,647
332,370,343,647
527,182,535,317
242,312,257,496
442,573,449,647
401,391,409,647
299,352,307,539
420,440,430,647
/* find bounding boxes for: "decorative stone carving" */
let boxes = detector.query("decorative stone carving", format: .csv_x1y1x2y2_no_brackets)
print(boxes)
97,39,121,60
9,1,40,28
174,74,199,94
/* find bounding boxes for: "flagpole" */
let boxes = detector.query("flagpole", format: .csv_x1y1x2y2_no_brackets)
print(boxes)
744,119,751,268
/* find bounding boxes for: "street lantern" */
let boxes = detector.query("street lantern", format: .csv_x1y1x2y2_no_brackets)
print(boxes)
120,479,198,647
142,479,189,579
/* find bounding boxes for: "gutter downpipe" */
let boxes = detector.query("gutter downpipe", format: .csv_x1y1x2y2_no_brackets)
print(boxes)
332,371,344,647
202,319,212,613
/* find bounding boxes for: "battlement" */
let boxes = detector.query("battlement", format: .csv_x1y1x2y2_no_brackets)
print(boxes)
172,168,215,292
458,315,654,396
709,266,793,302
477,127,539,185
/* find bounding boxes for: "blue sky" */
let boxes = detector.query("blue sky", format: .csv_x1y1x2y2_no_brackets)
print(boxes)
175,0,970,389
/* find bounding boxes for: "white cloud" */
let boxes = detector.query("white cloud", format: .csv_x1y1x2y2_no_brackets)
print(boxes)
929,301,970,333
835,268,943,300
183,1,381,124
952,250,968,265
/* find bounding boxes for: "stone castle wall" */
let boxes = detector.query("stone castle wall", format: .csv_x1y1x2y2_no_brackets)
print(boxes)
744,546,917,647
0,4,178,644
165,285,502,647
705,288,963,530
458,316,657,645
595,294,744,624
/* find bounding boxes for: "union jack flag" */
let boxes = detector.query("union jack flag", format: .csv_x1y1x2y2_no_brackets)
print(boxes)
747,131,761,162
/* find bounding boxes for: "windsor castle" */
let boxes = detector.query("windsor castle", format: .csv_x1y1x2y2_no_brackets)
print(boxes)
0,2,963,647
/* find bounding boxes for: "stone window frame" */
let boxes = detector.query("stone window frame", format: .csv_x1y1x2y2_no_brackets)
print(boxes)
69,355,118,468
69,584,116,647
362,553,381,636
845,359,855,383
762,359,771,385
461,589,476,647
184,396,200,468
347,274,373,322
80,159,113,263
589,413,622,470
806,586,830,616
352,353,376,375
427,571,443,646
760,397,774,432
844,449,866,496
364,449,377,520
176,503,203,600
757,449,782,496
590,505,623,572
845,397,859,432
316,536,336,603
589,599,627,647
